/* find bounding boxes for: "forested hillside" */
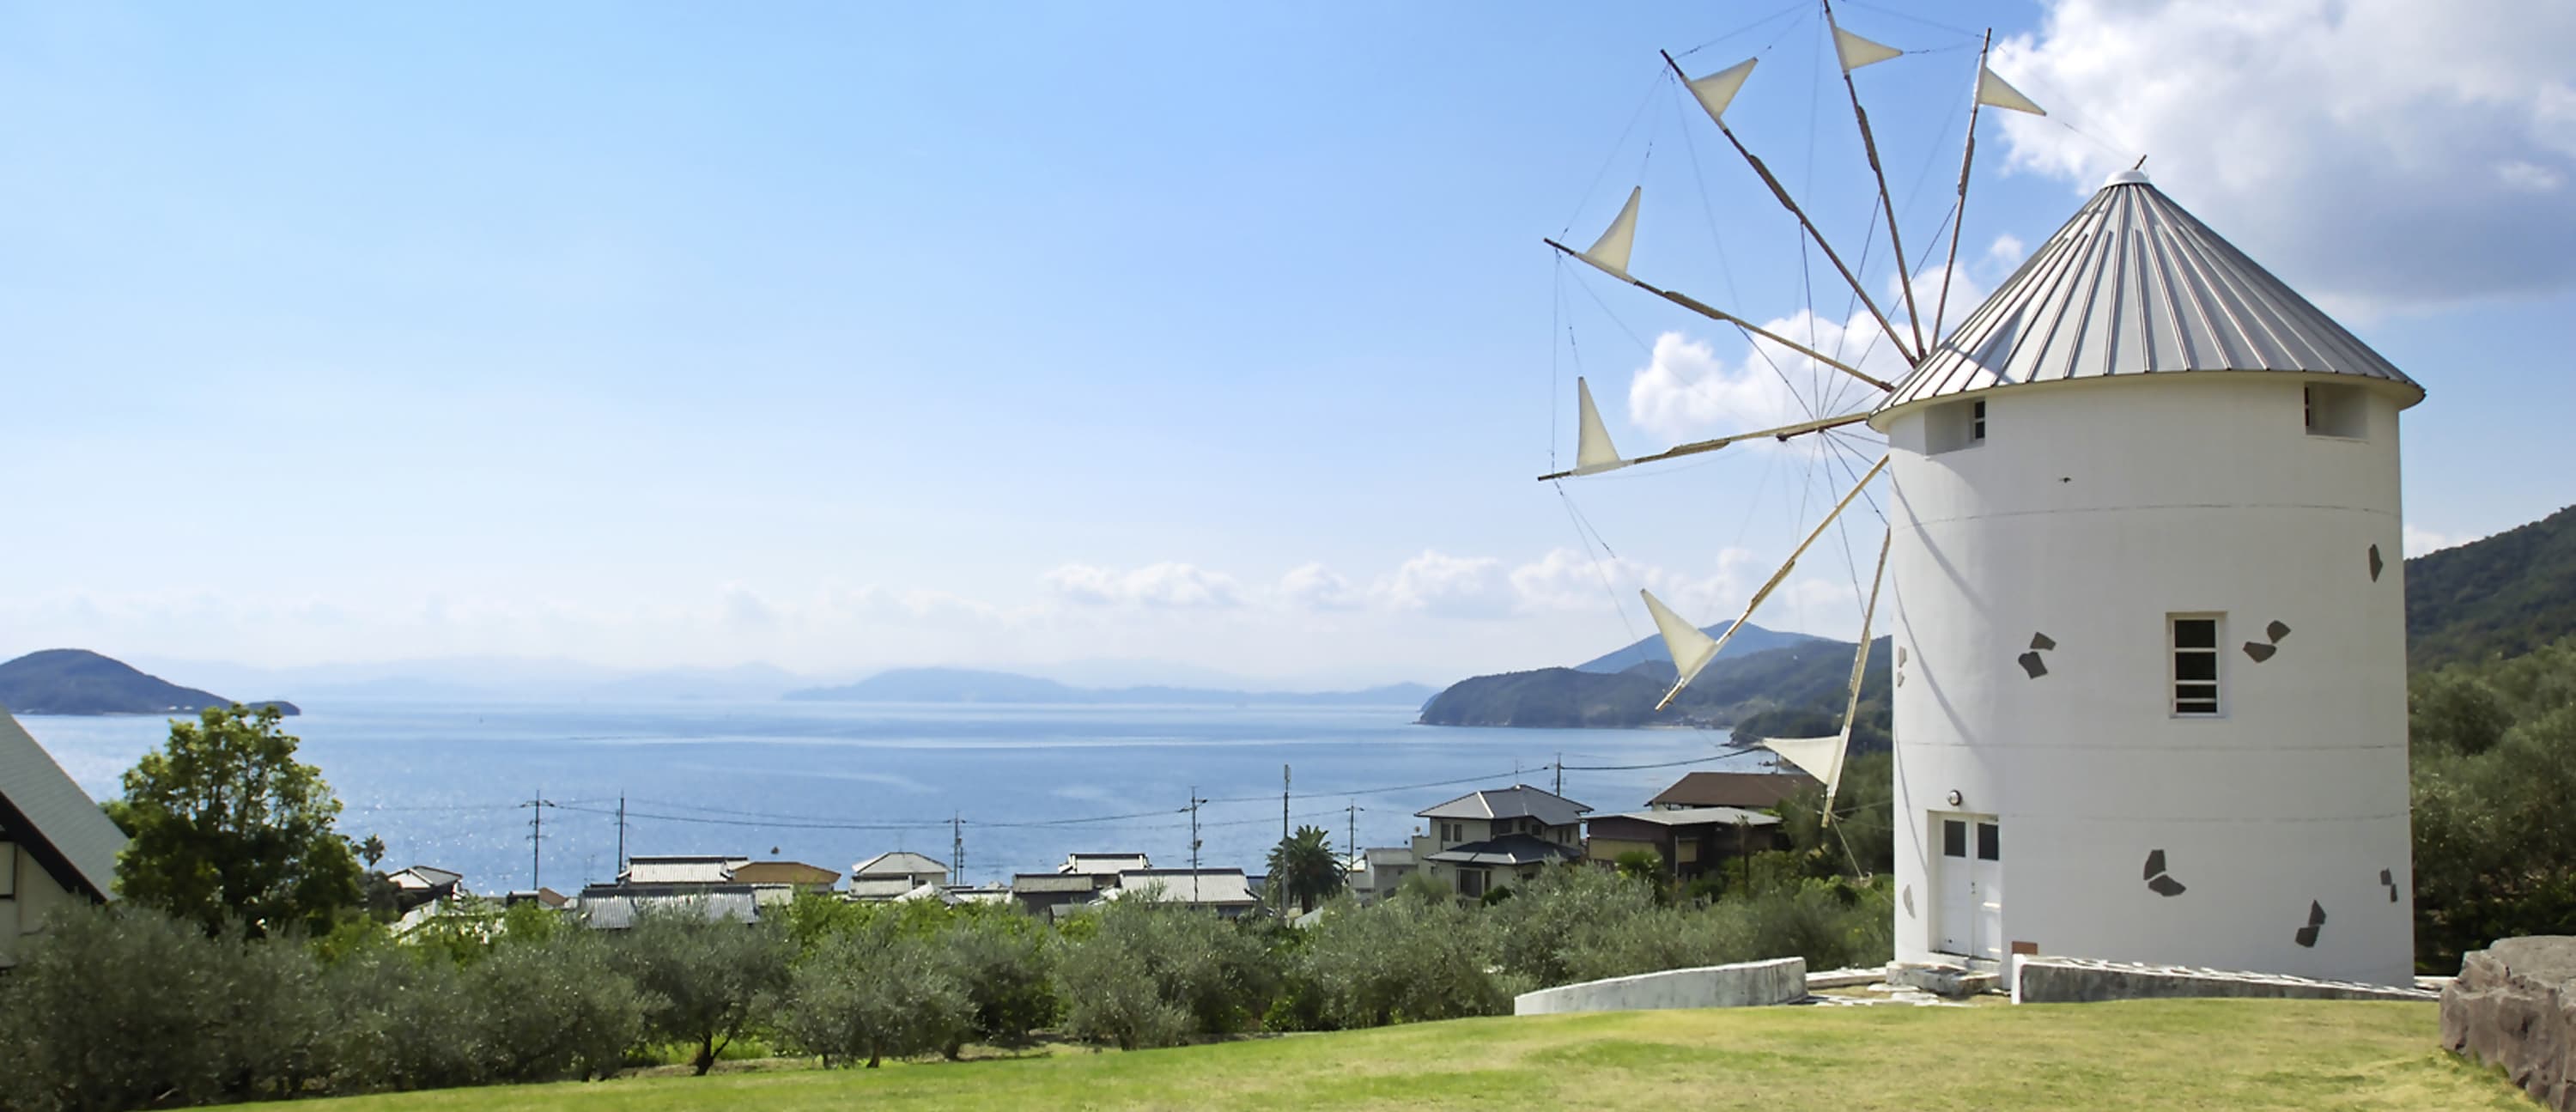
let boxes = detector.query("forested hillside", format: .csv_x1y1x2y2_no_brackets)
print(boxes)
2405,504,2576,669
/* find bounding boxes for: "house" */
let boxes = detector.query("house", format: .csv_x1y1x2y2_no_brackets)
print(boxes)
1060,852,1149,882
1105,868,1261,919
619,854,746,887
0,709,127,966
504,887,568,909
1645,771,1815,811
1583,806,1784,884
573,884,760,929
386,865,465,914
731,860,841,891
849,850,948,901
1010,872,1102,921
1411,785,1588,900
1346,847,1417,905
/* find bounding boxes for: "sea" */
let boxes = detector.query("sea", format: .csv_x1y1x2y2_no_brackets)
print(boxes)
21,702,1769,896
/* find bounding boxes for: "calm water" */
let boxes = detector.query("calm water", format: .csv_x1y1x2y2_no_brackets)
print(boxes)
22,702,1761,895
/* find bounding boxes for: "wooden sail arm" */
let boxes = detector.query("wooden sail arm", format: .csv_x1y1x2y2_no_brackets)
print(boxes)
1818,524,1893,826
1544,237,1897,393
1656,453,1891,711
1820,0,1926,357
1933,29,1996,347
1661,50,1922,366
1535,411,1869,482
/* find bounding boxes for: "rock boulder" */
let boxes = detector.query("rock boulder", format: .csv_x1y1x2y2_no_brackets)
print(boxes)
2441,936,2576,1110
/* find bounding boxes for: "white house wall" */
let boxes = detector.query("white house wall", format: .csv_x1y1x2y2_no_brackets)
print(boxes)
1876,373,2414,986
2,842,87,967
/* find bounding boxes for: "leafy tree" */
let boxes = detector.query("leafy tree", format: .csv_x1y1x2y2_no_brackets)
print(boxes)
0,904,233,1111
940,910,1058,1047
1292,896,1504,1028
611,905,793,1076
1265,825,1346,915
779,919,972,1067
470,929,645,1083
2409,640,2576,970
106,704,363,938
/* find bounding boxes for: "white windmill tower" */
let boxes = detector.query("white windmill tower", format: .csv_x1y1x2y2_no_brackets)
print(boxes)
1540,9,2419,986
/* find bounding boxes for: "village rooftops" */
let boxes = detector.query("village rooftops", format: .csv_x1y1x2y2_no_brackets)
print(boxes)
0,708,128,902
1647,771,1815,811
1414,785,1589,828
852,850,946,878
1010,872,1102,895
574,885,759,930
1060,852,1151,876
1422,833,1583,868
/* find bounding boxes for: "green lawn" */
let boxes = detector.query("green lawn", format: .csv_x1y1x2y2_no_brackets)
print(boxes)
319,1000,2522,1111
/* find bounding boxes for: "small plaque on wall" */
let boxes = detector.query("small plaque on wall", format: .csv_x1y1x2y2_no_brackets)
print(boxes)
2011,940,2038,956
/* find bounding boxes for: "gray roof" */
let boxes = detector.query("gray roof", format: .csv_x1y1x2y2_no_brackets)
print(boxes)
1112,868,1258,907
1593,806,1782,829
1424,833,1583,868
1877,171,2421,416
1061,853,1151,876
0,708,126,900
1416,785,1589,827
848,877,925,901
573,888,759,930
851,850,946,878
1011,872,1100,895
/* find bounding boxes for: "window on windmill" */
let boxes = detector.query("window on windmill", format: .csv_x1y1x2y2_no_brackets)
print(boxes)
1928,398,1989,454
2170,615,2222,717
2304,383,2367,439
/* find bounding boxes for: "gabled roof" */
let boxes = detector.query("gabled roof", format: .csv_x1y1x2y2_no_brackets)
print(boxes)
1593,806,1783,829
732,860,841,886
1647,771,1814,811
1877,170,2421,417
1112,868,1258,907
1011,872,1100,895
1415,785,1589,827
390,865,464,890
852,850,946,878
622,857,737,885
0,708,126,901
1423,833,1583,868
850,877,928,900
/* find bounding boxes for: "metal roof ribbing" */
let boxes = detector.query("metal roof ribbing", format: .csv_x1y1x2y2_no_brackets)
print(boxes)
0,708,126,900
1877,173,2421,416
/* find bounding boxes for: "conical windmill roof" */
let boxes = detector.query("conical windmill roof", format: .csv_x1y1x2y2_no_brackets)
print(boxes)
1875,171,2422,417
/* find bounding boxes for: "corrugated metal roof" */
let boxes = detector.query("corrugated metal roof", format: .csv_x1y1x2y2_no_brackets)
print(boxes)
1112,868,1258,907
1877,171,2421,416
0,708,127,900
1060,853,1151,876
1593,806,1782,829
1647,772,1814,811
623,859,736,885
1415,785,1589,827
1423,834,1583,867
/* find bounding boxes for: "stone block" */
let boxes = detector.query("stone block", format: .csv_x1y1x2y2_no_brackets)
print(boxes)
2012,955,2435,1005
1513,957,1807,1016
2440,936,2576,1111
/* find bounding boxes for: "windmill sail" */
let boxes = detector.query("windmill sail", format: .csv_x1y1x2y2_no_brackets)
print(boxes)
1832,27,1903,72
1572,377,1625,476
1640,590,1720,689
1976,66,2046,115
1685,58,1758,126
1760,734,1847,810
1577,186,1641,279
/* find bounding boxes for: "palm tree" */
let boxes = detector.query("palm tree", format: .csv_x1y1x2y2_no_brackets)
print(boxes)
1266,826,1346,915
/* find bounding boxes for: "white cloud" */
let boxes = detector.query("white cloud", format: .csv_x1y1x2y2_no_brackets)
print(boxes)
1042,562,1243,609
1985,233,2027,270
1373,550,1510,619
716,582,777,629
1506,546,1753,619
1992,0,2576,312
1277,562,1361,611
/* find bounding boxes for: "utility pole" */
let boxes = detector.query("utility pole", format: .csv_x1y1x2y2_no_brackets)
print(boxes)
1554,753,1564,797
951,813,964,881
1345,800,1364,871
519,792,555,891
1187,787,1208,904
1279,764,1291,920
615,795,627,881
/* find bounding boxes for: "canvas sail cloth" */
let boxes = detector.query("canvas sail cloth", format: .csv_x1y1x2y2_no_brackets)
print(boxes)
1571,377,1625,476
1760,733,1848,816
1832,27,1903,72
1975,65,2046,116
1685,58,1758,126
1579,186,1641,279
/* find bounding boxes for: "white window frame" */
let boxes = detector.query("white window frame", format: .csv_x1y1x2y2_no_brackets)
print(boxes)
2169,613,2224,717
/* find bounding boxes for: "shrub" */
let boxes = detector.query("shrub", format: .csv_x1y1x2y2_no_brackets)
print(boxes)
1054,939,1189,1050
1056,896,1280,1040
0,904,233,1111
778,919,973,1067
941,910,1058,1046
469,929,645,1083
320,946,484,1093
1294,896,1503,1028
611,904,793,1075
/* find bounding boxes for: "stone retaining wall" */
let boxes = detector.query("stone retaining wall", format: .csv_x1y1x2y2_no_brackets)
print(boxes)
2012,956,2435,1005
1513,957,1808,1016
2441,936,2576,1111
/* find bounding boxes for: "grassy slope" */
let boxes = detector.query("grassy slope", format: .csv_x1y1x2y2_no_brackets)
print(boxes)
315,1000,2519,1112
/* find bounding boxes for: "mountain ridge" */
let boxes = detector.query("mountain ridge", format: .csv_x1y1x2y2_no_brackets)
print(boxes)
0,649,299,717
785,666,1437,708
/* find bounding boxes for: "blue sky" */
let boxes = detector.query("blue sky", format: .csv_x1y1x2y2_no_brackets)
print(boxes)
3,1,2571,687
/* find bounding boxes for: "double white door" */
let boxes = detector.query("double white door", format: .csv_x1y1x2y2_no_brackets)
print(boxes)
1934,813,2002,960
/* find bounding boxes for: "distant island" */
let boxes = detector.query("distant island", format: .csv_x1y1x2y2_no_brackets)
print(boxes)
0,649,299,717
1418,621,1891,744
785,667,1437,708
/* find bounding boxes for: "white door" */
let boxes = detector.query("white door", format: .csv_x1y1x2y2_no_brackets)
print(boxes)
1934,813,2003,960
